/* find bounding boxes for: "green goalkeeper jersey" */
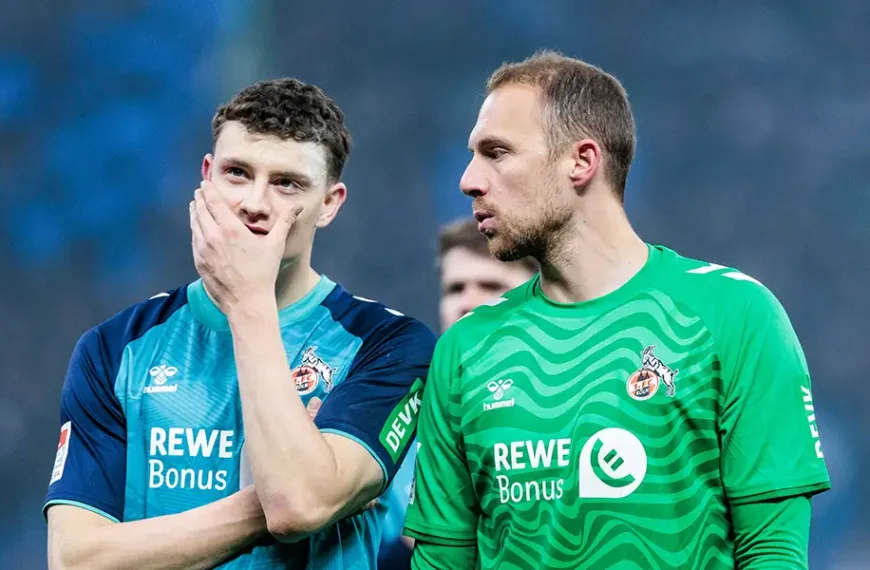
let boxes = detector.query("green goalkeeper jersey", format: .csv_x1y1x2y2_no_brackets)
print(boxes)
403,244,831,570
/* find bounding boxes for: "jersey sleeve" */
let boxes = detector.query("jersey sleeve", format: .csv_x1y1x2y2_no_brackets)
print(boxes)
315,318,436,489
411,542,478,570
403,332,479,546
43,327,127,522
718,285,831,505
731,495,811,568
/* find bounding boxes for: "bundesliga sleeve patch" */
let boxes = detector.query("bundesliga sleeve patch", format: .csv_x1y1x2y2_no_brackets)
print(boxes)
50,421,72,485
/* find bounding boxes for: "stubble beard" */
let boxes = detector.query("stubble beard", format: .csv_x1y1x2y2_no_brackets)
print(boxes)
486,180,573,265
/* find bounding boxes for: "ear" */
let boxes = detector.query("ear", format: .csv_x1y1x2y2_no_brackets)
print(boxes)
201,154,214,182
569,139,601,190
316,182,347,229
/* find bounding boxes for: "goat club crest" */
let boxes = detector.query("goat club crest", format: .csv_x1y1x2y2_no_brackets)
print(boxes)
626,345,678,401
291,347,335,395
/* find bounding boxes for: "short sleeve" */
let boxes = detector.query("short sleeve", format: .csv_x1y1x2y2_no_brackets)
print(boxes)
403,332,478,546
315,318,436,488
719,287,831,505
43,328,127,522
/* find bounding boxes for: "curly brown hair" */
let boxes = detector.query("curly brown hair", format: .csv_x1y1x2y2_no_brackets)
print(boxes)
212,78,352,183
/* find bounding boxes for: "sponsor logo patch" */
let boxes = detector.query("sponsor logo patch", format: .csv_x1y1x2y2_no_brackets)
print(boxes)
50,421,72,485
379,378,424,462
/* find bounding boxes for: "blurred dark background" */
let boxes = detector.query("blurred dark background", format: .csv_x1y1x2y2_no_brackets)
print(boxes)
1,1,867,568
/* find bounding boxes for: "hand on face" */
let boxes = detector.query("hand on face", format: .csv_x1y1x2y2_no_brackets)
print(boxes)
190,180,302,312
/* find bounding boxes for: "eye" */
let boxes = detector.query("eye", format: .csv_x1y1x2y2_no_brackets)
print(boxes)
275,178,298,189
226,167,247,179
274,178,303,193
444,283,464,295
480,281,505,293
484,147,509,160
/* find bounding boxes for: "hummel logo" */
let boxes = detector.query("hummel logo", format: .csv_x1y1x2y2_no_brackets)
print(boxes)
483,379,516,412
487,379,514,401
145,364,179,394
150,365,178,385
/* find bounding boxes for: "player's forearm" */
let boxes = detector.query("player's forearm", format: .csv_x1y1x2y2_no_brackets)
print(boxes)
49,488,266,570
228,299,341,536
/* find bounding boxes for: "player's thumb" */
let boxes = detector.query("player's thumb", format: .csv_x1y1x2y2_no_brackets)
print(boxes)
268,204,303,245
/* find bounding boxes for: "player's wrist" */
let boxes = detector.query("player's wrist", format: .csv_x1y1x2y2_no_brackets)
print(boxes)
225,295,278,325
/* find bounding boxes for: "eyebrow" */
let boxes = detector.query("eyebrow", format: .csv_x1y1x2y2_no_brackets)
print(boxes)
221,157,314,187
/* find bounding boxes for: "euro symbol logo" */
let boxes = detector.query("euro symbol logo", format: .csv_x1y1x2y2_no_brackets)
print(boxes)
579,428,647,499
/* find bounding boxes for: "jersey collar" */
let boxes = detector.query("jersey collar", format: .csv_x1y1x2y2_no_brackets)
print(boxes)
529,243,664,313
187,275,337,331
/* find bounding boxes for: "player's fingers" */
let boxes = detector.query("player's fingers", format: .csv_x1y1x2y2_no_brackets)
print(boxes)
194,188,220,242
189,200,207,265
306,397,322,420
200,181,242,230
190,200,204,241
268,204,303,245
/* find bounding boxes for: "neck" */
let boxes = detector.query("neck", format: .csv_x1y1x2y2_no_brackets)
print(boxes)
538,195,648,304
274,255,321,311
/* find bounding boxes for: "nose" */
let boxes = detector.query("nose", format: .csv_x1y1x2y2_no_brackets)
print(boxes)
460,156,488,198
239,181,270,220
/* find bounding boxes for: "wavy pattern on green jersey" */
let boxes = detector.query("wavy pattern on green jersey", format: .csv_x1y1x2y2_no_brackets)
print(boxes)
458,291,734,570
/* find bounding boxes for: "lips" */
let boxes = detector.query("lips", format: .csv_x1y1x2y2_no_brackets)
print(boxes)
245,223,269,235
473,211,492,223
474,210,495,233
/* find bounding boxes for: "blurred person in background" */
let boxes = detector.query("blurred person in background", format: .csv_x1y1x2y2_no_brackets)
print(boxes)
43,78,435,569
378,217,537,569
436,218,539,333
404,50,831,569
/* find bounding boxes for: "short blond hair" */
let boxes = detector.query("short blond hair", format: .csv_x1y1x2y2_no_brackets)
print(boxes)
487,50,636,200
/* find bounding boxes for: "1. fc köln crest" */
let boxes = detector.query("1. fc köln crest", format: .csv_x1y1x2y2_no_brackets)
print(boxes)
291,346,335,396
626,345,678,401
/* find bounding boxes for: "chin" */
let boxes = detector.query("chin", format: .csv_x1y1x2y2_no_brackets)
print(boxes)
493,250,525,263
488,236,523,263
488,224,545,262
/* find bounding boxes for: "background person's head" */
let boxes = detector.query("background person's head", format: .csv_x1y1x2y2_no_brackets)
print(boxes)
438,218,537,331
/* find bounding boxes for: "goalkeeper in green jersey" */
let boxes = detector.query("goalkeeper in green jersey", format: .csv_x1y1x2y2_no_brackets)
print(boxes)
403,50,831,570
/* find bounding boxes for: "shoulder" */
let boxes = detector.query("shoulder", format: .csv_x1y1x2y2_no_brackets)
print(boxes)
441,277,534,346
434,277,534,369
652,246,794,343
74,285,190,368
61,285,189,405
448,276,533,330
320,283,437,359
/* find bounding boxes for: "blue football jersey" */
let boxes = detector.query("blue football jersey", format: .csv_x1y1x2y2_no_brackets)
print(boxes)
44,275,435,569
